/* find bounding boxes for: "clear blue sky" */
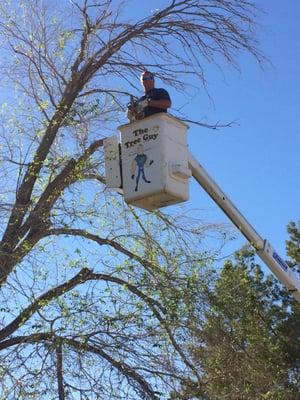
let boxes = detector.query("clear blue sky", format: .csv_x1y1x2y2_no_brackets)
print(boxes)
159,1,300,261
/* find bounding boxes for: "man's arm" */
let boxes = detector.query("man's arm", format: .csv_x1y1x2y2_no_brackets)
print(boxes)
148,88,171,110
148,98,171,110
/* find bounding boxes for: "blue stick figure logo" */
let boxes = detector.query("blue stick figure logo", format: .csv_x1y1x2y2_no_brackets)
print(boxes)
131,144,153,192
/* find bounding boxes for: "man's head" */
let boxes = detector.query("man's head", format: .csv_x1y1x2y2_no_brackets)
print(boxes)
141,71,154,92
136,144,144,155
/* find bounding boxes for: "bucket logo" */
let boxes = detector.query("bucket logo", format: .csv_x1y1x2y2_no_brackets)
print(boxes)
131,144,154,192
124,125,159,149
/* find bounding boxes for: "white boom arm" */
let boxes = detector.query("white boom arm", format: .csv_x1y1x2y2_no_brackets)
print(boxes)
188,152,300,303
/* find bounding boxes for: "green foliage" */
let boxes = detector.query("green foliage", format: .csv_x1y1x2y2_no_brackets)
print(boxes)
177,223,300,400
286,220,300,271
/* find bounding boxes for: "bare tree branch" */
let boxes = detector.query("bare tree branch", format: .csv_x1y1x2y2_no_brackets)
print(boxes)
0,332,161,399
55,339,65,400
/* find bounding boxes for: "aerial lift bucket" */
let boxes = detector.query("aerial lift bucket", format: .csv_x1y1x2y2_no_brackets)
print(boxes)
105,113,191,210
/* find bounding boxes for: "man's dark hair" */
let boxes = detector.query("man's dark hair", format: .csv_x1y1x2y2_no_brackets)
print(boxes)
141,70,154,78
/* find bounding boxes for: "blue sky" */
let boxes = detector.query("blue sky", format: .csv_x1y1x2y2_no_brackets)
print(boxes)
158,1,300,262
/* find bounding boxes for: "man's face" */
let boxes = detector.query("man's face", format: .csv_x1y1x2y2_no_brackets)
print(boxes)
137,144,144,155
141,72,154,92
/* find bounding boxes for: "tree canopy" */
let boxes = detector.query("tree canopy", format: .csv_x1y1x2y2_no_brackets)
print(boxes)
1,1,298,400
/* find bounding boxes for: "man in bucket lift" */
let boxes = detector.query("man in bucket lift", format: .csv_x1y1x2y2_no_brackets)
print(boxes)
126,71,172,121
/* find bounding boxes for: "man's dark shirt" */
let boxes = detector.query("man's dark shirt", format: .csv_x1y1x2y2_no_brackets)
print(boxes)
135,154,147,169
138,88,171,117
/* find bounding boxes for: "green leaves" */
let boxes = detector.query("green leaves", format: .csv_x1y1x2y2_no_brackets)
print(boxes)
183,230,300,399
286,221,300,271
58,31,74,50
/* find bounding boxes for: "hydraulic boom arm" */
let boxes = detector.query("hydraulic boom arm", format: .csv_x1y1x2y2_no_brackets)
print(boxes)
188,152,300,303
